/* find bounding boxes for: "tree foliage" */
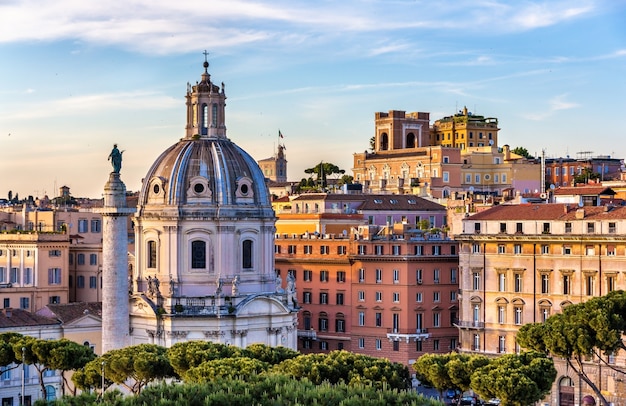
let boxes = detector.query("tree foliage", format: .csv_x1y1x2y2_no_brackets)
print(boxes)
273,350,411,390
76,344,174,394
304,162,345,188
517,290,626,406
166,340,243,378
470,351,556,406
511,146,533,159
184,357,270,383
413,352,489,398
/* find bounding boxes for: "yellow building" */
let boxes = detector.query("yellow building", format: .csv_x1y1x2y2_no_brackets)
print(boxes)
457,203,626,405
431,106,499,150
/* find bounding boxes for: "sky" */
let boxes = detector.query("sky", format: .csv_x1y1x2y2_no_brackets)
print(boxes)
1,0,626,199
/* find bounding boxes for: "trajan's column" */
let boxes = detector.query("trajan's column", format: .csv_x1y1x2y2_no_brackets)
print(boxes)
97,145,136,353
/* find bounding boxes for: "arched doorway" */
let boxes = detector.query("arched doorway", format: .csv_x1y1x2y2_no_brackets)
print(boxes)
559,376,574,406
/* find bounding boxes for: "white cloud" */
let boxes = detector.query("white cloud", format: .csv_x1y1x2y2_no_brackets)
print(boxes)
522,94,580,121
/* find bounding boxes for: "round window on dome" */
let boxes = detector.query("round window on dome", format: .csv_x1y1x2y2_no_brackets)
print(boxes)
194,183,205,194
153,184,160,194
240,184,249,195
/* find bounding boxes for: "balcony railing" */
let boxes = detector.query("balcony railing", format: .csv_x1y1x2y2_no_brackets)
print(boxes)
297,329,317,340
455,320,485,329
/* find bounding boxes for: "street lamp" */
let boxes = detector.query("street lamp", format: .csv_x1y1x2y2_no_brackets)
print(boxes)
21,347,25,406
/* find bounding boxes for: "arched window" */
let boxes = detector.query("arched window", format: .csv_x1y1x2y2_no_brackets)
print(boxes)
212,103,218,127
191,240,206,269
46,385,56,401
380,133,389,151
406,132,416,148
147,241,157,268
242,239,253,269
202,104,208,134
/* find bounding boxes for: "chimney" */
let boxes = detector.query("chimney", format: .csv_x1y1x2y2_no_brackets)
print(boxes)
575,208,585,219
564,205,569,214
4,308,12,318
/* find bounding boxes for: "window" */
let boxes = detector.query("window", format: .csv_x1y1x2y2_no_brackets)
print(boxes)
336,292,344,305
375,339,382,350
191,240,206,269
392,292,400,302
392,245,401,255
23,268,32,285
516,223,523,233
320,245,330,255
336,271,346,283
498,244,506,254
90,253,98,266
416,292,423,302
303,291,312,304
0,267,5,283
90,276,97,289
319,292,329,304
608,222,616,234
541,307,550,322
336,318,345,332
473,304,480,324
48,268,62,285
358,338,365,348
393,269,399,283
274,245,281,254
433,312,440,327
514,273,523,293
77,275,85,288
472,243,480,253
319,341,328,350
433,269,440,284
375,291,383,302
304,245,313,254
288,245,297,254
375,312,382,327
20,297,29,310
358,311,365,326
514,306,523,325
465,174,471,183
498,272,506,292
433,291,440,302
563,274,571,295
147,241,157,268
498,336,506,353
473,334,480,351
514,244,522,254
375,269,382,283
303,270,312,281
607,245,616,256
499,223,507,233
49,249,61,257
472,272,481,290
565,222,572,233
450,291,457,302
91,219,101,233
77,253,85,265
374,245,383,255
587,222,595,233
541,274,550,294
475,174,480,183
320,270,329,282
337,245,347,255
416,340,423,352
9,267,19,284
416,268,423,284
432,245,441,255
585,245,595,256
78,219,88,233
49,296,60,304
498,305,506,324
242,240,253,269
319,316,328,331
358,268,365,283
443,172,449,182
563,245,572,255
542,223,550,234
358,245,367,255
586,275,595,296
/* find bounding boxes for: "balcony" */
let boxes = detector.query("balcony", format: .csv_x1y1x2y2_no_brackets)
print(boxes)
386,328,430,343
297,329,317,340
455,320,484,330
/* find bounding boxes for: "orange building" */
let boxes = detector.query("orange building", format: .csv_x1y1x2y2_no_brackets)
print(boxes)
275,225,459,366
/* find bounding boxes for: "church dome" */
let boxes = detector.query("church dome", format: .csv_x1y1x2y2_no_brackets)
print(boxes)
137,59,273,218
138,137,271,213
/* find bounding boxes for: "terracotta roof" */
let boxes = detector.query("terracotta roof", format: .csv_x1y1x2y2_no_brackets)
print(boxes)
358,195,444,211
36,302,102,324
553,186,615,196
469,203,626,221
0,308,59,328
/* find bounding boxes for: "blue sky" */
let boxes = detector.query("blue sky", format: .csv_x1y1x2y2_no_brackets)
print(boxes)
1,0,625,199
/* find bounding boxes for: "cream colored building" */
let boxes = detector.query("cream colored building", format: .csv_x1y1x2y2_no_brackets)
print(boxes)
457,203,626,405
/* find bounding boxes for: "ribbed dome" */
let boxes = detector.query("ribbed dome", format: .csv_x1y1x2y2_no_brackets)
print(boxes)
138,137,272,217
